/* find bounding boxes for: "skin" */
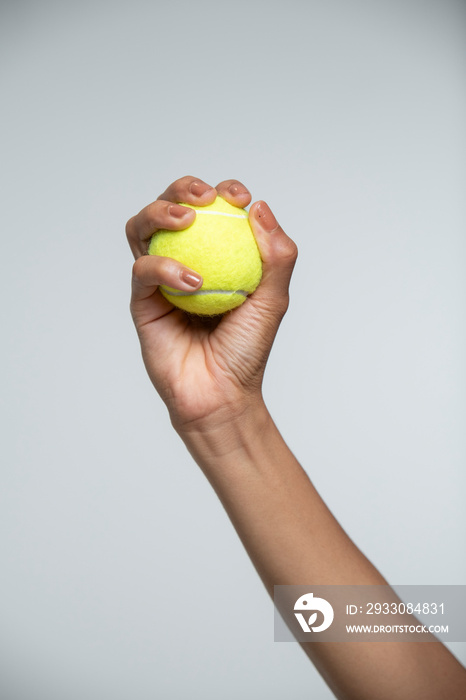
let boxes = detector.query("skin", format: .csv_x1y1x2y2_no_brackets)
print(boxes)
126,176,466,700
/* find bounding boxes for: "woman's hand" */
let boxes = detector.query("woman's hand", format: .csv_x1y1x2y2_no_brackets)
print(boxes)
126,177,466,700
126,175,297,434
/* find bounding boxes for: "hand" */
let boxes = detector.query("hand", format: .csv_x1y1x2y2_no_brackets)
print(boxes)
126,176,297,434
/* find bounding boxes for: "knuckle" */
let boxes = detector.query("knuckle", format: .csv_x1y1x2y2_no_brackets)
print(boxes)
281,236,298,263
141,203,158,232
272,235,298,268
125,216,135,241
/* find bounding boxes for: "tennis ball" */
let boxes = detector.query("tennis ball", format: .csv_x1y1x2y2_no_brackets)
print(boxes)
148,196,262,315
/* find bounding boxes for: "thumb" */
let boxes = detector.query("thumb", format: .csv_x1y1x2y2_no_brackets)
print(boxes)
248,201,298,318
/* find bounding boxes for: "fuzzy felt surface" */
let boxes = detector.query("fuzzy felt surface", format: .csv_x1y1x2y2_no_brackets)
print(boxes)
148,196,262,315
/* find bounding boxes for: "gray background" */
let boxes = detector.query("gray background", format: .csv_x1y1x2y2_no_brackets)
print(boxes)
1,1,465,698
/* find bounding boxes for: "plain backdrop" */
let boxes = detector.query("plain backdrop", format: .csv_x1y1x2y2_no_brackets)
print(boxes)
1,1,465,698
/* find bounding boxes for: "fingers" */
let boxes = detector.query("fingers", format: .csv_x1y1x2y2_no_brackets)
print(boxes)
157,176,217,206
130,254,203,327
126,201,196,259
126,176,253,259
215,179,252,209
127,176,220,259
158,175,251,208
127,177,297,329
247,201,298,319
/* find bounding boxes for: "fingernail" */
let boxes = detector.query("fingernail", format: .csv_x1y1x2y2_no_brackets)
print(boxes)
228,182,247,196
255,202,279,232
169,204,191,219
189,181,213,197
180,268,202,288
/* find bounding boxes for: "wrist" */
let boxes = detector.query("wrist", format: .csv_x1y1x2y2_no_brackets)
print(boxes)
176,396,272,467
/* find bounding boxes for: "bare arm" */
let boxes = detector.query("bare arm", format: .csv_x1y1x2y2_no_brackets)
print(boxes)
126,175,466,700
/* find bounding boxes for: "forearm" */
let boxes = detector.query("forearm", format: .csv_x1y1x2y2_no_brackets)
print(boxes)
180,400,384,592
127,176,466,699
178,402,466,700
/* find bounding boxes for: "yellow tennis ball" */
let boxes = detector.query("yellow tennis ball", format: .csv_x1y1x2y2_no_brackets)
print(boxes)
148,196,262,315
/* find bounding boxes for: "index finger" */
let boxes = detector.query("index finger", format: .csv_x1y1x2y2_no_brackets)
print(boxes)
126,201,195,259
126,176,217,260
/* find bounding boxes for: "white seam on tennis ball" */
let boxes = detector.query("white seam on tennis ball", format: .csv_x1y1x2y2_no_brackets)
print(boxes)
161,287,248,297
193,210,247,219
